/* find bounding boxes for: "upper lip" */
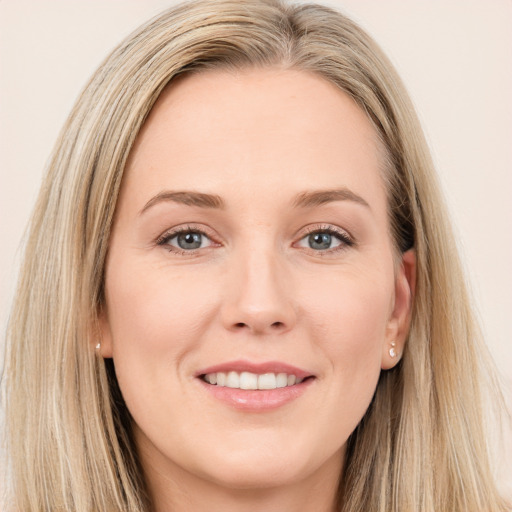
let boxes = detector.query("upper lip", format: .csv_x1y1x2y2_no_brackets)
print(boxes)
195,359,314,380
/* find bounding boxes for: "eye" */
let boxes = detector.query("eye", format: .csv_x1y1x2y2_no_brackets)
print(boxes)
157,227,215,253
296,226,354,252
172,231,208,250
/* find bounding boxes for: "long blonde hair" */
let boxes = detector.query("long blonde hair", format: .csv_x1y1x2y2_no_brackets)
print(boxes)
2,0,509,510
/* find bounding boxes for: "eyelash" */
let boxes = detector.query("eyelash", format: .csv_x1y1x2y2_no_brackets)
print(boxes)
299,225,355,254
156,224,355,256
156,224,219,255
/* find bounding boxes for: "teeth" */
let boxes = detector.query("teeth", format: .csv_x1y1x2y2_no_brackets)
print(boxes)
217,372,226,386
258,373,276,389
203,371,306,390
276,373,288,388
240,371,258,390
226,371,240,388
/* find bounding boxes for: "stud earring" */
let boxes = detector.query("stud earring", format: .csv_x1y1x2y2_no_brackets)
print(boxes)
389,341,397,358
95,342,101,350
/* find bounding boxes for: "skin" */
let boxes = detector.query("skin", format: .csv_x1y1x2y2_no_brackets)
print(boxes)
100,68,415,512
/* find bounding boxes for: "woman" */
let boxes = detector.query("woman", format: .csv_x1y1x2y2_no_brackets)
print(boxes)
2,0,509,510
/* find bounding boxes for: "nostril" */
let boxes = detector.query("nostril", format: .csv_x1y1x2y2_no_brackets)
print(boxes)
228,316,291,334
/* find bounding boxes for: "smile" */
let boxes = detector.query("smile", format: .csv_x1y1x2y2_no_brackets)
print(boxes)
202,371,305,389
196,360,315,411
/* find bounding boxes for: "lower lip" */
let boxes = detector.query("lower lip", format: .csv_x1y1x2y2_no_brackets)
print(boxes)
198,378,314,411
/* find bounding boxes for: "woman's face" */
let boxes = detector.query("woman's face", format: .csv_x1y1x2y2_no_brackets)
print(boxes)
101,68,414,493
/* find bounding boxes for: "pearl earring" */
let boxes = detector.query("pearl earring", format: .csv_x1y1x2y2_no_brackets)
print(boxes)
389,341,397,358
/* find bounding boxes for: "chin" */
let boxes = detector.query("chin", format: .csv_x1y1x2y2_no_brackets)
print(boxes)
192,437,338,491
203,457,306,490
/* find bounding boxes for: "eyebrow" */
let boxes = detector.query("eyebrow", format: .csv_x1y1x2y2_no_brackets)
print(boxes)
291,188,370,209
139,187,369,215
139,191,225,215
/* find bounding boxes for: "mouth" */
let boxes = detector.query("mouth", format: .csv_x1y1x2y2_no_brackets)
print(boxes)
200,371,312,389
195,360,316,411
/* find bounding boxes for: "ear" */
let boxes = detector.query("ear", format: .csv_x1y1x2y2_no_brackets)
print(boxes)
381,249,416,370
97,306,114,358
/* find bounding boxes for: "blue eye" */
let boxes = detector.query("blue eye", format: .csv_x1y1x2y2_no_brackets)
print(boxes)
308,232,336,250
157,225,352,254
159,229,213,251
174,232,204,250
297,228,353,252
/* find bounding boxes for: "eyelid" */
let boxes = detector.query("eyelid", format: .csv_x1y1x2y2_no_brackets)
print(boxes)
294,224,355,252
156,224,220,254
155,222,355,256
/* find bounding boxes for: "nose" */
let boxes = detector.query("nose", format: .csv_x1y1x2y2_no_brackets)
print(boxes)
220,246,297,336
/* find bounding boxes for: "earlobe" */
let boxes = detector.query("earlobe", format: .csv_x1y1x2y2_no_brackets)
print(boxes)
97,306,114,358
381,249,416,370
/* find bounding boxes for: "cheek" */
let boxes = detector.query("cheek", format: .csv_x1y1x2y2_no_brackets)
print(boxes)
103,259,220,400
106,259,215,348
304,267,392,356
301,267,392,408
102,259,228,455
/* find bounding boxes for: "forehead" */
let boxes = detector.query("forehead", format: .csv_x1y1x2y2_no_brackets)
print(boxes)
122,67,388,213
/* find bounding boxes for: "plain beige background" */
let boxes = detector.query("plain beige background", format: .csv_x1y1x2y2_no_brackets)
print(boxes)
1,0,511,497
